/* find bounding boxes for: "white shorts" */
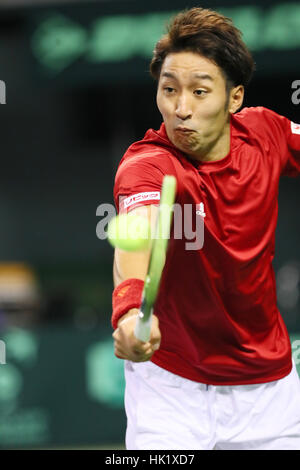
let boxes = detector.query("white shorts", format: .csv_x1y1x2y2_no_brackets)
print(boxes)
124,360,300,450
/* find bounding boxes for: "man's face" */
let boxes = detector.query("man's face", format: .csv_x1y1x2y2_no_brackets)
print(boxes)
156,51,239,160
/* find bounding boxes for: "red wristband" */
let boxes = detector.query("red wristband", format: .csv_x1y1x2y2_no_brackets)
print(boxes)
111,278,144,330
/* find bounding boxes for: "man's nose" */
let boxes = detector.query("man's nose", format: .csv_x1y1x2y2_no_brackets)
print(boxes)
175,95,192,120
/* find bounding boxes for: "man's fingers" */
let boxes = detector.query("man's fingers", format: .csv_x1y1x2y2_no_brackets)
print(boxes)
114,341,157,362
112,313,161,361
114,346,126,359
150,332,161,350
132,340,153,354
112,328,119,340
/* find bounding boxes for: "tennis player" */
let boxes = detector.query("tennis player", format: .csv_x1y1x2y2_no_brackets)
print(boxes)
111,7,300,450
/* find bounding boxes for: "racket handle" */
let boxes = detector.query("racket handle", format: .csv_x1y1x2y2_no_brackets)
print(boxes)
134,312,152,342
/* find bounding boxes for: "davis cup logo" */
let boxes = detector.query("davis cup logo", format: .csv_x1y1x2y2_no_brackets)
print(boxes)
291,122,300,135
196,202,206,218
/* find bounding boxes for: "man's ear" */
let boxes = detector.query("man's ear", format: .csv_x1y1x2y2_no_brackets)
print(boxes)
229,85,244,114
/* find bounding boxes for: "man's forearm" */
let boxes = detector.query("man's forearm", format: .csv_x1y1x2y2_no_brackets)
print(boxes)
112,205,158,326
113,204,158,288
113,248,151,287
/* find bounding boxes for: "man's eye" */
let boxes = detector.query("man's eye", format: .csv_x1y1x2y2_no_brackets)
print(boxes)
194,90,206,96
164,87,174,93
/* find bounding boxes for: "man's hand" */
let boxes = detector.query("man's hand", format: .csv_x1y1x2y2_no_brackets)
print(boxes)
112,308,161,362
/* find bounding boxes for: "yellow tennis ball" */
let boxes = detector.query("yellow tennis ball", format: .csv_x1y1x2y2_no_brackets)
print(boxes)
107,214,151,251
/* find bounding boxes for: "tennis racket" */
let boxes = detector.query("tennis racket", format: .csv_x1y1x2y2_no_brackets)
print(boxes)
134,175,176,342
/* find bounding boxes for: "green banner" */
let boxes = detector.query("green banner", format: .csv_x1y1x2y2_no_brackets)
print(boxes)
27,1,300,80
0,326,126,448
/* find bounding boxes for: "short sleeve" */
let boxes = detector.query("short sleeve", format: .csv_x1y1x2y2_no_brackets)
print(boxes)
259,107,300,177
114,155,165,213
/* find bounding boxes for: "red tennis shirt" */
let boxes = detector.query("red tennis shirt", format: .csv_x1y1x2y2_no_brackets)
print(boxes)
114,106,300,385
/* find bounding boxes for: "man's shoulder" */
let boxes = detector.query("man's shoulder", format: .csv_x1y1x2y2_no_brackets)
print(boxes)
117,148,173,177
233,106,288,140
235,105,278,123
118,128,178,174
235,105,291,128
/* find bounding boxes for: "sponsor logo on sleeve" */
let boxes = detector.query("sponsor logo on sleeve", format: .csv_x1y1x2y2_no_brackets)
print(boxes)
122,191,160,210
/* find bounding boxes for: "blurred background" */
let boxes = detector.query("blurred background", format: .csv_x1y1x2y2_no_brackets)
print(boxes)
0,0,299,449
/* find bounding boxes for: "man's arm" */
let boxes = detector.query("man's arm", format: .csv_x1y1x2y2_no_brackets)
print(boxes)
112,205,162,362
257,107,300,177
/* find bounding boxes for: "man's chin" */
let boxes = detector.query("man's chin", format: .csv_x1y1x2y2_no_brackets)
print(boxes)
172,137,195,154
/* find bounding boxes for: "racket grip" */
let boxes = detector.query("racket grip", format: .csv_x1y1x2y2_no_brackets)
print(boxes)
134,312,152,342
